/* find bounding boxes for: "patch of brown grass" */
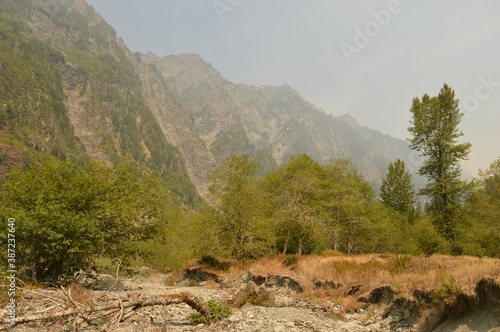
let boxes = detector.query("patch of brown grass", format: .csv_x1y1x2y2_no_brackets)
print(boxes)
247,255,299,277
244,254,500,302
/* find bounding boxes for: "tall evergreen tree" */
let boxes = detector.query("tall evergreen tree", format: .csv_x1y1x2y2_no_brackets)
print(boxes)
407,83,472,240
380,159,416,217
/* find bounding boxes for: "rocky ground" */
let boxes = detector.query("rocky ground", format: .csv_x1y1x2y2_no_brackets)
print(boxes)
4,271,499,332
88,273,418,332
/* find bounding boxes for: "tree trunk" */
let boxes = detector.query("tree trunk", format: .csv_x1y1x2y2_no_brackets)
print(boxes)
282,226,291,254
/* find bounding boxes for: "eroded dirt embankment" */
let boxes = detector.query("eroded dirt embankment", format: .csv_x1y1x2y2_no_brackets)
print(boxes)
175,268,500,332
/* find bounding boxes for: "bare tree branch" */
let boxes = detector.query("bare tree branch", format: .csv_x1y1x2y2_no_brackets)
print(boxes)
0,292,211,326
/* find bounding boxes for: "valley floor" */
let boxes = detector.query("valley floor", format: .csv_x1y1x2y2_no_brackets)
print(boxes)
2,256,500,332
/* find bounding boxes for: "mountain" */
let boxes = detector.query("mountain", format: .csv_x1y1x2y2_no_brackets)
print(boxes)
0,0,201,205
136,52,421,193
0,0,422,199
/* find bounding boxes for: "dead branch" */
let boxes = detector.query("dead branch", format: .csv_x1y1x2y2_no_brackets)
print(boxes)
0,292,211,326
105,258,122,292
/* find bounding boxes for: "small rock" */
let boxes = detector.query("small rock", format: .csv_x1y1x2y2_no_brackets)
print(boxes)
403,309,411,319
228,315,239,322
285,321,295,327
274,325,286,332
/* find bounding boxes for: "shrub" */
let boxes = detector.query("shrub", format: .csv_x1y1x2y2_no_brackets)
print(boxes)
199,255,231,272
0,159,173,284
434,273,459,305
187,299,232,324
282,254,299,267
390,255,412,271
232,286,273,308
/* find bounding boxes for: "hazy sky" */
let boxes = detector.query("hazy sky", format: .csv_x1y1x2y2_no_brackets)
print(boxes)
86,0,500,174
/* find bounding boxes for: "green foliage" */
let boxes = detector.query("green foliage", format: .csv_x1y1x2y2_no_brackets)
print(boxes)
380,159,416,218
321,158,375,254
434,273,459,305
0,158,176,283
462,157,500,257
199,255,231,272
0,7,83,159
408,84,472,241
264,154,325,255
390,255,412,271
129,203,204,272
187,299,232,324
412,218,450,256
208,155,272,259
282,254,299,267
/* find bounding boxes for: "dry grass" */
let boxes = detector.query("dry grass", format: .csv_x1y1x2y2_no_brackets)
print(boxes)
176,253,499,309
240,254,500,301
247,255,299,277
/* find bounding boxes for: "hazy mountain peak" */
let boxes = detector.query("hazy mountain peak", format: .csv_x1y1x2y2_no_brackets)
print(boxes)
338,114,361,128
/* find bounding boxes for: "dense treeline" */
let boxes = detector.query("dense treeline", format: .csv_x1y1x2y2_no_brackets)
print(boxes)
202,154,499,259
201,85,498,260
0,149,498,283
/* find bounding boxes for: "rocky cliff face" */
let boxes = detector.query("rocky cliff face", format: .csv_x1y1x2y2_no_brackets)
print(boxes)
136,53,418,194
0,0,421,198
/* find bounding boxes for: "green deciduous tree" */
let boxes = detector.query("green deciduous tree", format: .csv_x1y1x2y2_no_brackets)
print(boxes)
407,83,472,240
264,155,324,255
208,155,270,259
380,159,416,218
463,157,500,257
322,159,375,254
0,158,172,283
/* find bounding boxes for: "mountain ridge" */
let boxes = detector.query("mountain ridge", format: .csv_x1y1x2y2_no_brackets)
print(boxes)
0,0,423,199
136,51,422,193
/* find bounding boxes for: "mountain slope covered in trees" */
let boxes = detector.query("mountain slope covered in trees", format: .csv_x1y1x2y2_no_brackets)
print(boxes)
0,0,200,204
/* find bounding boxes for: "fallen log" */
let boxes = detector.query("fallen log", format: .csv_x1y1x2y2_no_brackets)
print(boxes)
1,292,210,326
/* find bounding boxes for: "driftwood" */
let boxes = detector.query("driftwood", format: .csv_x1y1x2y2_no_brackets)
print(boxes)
1,292,210,326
